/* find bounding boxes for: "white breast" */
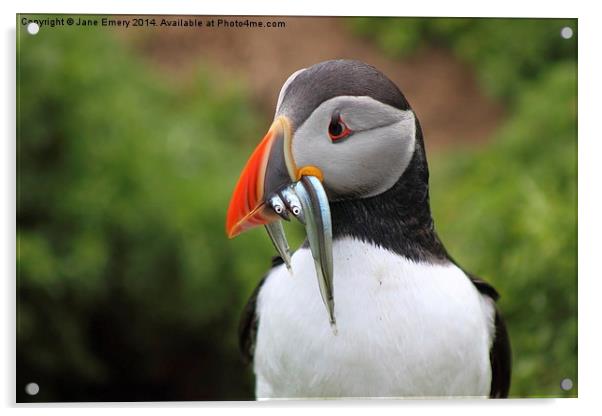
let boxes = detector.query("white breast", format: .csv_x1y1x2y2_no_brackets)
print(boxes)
253,237,496,399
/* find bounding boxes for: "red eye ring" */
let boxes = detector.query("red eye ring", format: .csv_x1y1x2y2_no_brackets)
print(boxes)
328,113,352,142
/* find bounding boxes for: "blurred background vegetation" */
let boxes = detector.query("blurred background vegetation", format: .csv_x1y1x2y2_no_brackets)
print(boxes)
17,16,576,401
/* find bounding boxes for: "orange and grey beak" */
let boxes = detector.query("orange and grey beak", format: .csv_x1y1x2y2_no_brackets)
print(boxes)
225,116,296,239
225,116,336,328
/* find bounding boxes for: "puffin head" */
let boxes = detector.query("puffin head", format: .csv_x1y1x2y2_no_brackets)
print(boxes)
226,60,429,326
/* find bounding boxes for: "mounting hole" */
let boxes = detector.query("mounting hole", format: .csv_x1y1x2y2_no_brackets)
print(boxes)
25,382,39,396
27,22,40,35
560,26,573,39
560,378,573,391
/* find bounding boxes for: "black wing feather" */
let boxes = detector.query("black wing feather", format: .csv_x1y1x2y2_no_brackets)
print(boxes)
489,307,512,398
466,273,512,398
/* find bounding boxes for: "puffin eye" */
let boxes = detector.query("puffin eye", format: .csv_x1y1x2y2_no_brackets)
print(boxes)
328,112,351,142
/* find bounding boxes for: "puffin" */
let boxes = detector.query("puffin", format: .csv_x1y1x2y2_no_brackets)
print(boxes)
226,59,511,399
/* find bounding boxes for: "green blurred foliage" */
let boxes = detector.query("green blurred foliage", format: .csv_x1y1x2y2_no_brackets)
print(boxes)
431,63,577,397
352,18,577,397
350,18,577,102
17,20,277,401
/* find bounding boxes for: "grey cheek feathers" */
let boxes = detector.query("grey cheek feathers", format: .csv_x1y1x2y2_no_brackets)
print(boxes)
291,96,416,199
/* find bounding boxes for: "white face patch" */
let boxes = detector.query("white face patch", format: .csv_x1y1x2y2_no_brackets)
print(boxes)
290,96,416,199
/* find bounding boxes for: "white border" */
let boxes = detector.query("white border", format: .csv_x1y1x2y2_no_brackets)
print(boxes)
3,1,600,415
4,0,584,17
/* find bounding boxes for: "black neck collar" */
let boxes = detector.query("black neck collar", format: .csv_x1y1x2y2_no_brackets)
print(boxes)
329,119,450,263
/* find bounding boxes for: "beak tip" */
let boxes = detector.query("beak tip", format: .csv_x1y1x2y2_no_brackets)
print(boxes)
225,220,242,239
